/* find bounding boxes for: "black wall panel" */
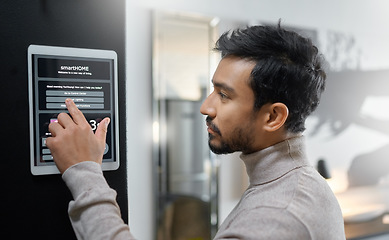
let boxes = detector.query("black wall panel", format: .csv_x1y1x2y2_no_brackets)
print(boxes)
0,0,127,238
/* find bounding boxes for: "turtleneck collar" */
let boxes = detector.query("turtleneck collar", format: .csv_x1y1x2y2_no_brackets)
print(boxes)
240,136,309,186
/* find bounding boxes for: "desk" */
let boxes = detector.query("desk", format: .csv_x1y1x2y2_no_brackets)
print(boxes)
336,186,389,239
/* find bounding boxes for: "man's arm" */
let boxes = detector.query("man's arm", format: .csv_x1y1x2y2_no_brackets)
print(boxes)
46,99,135,239
63,162,135,240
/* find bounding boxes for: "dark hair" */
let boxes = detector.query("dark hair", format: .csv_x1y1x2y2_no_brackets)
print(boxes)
214,22,326,133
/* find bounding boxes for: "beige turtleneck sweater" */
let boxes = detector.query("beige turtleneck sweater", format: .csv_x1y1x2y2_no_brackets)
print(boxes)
62,136,345,239
214,136,345,239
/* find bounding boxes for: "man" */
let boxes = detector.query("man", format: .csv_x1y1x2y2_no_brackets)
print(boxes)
47,23,345,239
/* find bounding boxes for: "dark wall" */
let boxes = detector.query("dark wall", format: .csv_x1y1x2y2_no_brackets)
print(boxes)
0,0,127,239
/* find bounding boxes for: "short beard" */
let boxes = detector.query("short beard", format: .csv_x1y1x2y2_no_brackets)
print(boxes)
208,125,256,155
208,134,233,154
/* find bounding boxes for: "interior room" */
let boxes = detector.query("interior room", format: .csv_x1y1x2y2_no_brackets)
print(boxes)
127,1,389,239
3,0,389,239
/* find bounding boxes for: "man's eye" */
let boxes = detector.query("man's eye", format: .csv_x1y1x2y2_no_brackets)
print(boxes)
218,92,228,99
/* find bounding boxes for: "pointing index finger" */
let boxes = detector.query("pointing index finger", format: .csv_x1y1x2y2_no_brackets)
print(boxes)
65,98,87,125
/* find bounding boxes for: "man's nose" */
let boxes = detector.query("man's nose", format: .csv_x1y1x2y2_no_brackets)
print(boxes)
200,93,216,118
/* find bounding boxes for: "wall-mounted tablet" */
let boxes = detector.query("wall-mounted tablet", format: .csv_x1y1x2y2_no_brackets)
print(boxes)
28,45,119,175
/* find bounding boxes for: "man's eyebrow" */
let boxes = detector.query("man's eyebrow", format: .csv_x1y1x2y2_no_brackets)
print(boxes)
212,80,235,93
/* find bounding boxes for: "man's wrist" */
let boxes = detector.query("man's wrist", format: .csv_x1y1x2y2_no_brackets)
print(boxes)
62,161,109,199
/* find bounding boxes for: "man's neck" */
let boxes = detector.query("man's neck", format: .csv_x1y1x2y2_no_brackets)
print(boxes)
243,131,302,155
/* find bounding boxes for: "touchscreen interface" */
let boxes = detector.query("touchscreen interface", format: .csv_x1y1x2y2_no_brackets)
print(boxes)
29,45,119,175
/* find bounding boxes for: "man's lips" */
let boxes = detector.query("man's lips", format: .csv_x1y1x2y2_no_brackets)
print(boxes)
206,117,221,136
207,124,217,135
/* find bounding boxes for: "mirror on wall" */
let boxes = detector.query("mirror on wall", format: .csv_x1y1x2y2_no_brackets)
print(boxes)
152,11,220,240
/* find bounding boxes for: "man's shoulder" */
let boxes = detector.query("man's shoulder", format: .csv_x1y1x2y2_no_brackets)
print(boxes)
287,166,346,238
292,165,339,206
242,165,321,208
244,166,344,232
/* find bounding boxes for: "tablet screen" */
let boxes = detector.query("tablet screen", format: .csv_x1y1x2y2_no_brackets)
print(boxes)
28,45,119,175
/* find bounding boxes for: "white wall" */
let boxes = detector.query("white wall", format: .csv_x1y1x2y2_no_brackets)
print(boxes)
126,2,154,239
126,0,389,238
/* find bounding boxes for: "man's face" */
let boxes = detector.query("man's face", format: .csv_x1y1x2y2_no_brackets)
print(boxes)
200,56,262,154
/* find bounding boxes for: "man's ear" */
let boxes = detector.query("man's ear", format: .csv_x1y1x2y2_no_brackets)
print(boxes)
263,103,289,132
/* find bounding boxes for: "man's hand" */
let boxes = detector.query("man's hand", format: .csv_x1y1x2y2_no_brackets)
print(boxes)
46,98,110,174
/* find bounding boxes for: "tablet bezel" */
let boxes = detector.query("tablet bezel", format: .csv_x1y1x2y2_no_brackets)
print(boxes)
28,44,119,175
